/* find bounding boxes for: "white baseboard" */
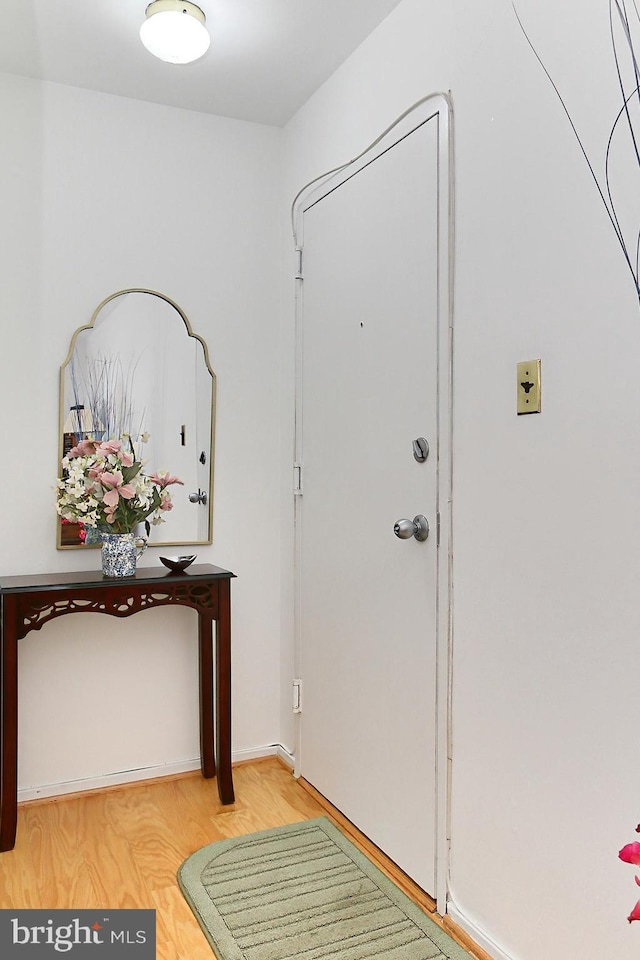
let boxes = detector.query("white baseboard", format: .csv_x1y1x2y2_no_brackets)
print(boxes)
230,743,294,767
275,743,295,768
17,743,297,803
18,758,202,802
447,900,515,960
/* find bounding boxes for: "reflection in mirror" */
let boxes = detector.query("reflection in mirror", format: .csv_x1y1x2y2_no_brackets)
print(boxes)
58,289,215,549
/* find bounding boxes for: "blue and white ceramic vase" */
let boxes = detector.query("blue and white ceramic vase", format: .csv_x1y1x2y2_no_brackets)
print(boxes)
101,532,146,578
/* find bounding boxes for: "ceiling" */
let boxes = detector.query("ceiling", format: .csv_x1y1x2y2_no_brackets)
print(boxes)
0,0,404,126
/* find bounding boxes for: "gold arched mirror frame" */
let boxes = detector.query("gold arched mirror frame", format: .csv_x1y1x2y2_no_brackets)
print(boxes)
57,288,215,549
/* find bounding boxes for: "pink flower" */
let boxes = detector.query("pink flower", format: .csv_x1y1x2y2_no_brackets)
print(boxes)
67,438,100,458
619,843,640,867
159,499,173,511
628,900,640,924
100,471,136,509
149,471,184,488
98,440,123,455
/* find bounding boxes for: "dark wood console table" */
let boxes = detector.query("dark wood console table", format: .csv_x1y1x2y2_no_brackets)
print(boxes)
0,563,236,852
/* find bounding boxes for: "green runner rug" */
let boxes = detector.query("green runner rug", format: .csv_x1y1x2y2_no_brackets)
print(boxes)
178,817,472,960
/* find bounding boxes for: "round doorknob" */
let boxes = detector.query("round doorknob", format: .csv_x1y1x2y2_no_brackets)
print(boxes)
393,515,429,542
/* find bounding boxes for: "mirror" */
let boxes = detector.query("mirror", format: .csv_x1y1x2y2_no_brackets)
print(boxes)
58,289,215,549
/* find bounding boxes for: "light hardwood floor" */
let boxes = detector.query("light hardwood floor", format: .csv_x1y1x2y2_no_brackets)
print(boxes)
0,758,489,960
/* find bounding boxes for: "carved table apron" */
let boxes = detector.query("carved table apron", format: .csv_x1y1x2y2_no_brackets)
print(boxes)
0,564,236,852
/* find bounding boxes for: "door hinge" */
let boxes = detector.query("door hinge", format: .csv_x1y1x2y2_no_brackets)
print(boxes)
295,247,303,279
292,679,302,713
293,462,303,496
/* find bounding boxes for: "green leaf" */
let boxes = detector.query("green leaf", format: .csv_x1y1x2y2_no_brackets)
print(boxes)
121,463,141,484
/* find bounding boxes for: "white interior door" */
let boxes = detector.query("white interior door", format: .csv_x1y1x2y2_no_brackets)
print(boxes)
296,107,447,896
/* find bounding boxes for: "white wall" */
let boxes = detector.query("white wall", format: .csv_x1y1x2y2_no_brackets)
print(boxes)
5,2,640,954
0,72,284,793
282,1,640,958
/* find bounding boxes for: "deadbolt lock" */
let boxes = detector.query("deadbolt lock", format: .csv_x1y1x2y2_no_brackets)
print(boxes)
412,438,429,462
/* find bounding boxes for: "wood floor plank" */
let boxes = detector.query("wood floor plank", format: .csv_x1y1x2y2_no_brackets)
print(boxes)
153,884,214,960
5,799,102,908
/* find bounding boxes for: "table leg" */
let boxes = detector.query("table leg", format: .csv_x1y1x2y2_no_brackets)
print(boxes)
0,596,19,852
215,580,235,804
198,614,216,779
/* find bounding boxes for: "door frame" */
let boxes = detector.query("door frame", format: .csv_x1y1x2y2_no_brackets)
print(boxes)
291,92,454,913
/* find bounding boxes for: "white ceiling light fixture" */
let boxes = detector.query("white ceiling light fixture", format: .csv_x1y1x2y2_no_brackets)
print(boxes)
140,1,211,64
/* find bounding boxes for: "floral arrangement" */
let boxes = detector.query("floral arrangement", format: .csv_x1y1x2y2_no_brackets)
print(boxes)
56,435,183,535
619,827,640,923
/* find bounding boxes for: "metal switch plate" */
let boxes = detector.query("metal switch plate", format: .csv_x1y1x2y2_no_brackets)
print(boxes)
517,359,541,415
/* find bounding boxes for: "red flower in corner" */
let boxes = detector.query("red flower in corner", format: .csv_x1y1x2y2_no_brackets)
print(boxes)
619,842,640,866
619,840,640,921
628,900,640,924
